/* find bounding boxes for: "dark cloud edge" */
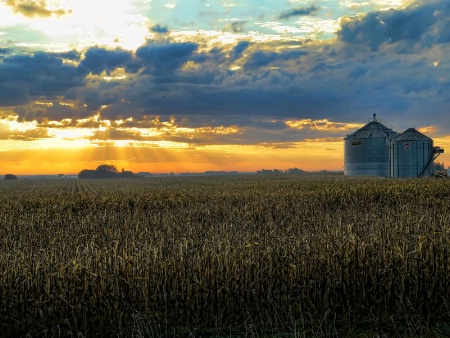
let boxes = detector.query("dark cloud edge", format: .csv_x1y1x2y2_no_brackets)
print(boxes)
1,0,450,140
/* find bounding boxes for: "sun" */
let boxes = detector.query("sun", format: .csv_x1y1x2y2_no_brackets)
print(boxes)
4,0,148,50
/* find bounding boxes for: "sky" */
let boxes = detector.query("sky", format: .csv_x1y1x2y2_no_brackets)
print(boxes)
0,0,449,174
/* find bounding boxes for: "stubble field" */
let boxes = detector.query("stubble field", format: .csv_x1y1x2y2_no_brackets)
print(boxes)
0,175,449,337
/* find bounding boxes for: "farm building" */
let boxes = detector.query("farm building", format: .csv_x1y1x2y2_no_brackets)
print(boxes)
344,115,444,177
344,115,398,177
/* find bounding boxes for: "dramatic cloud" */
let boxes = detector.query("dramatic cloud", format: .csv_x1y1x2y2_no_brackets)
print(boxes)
0,83,28,106
243,49,308,71
15,102,93,122
135,42,198,74
230,41,252,60
78,47,133,75
279,6,319,20
1,0,450,172
0,52,85,107
337,1,450,51
231,21,246,33
0,48,10,55
222,21,247,33
6,0,71,18
9,127,51,140
150,24,169,34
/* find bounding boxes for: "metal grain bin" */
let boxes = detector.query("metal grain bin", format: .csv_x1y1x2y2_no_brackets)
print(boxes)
390,128,434,177
344,116,398,176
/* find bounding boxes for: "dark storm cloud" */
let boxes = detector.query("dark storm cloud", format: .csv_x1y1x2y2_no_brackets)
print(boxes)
231,21,246,33
0,51,85,107
78,47,133,75
337,1,450,51
131,74,348,120
6,0,71,18
0,84,28,106
38,102,92,122
51,50,81,61
436,21,450,44
135,42,198,74
150,24,169,34
222,21,247,33
81,88,118,112
279,6,319,20
230,41,251,60
244,49,308,70
98,101,137,121
61,41,348,126
198,46,227,65
3,0,450,143
1,52,74,82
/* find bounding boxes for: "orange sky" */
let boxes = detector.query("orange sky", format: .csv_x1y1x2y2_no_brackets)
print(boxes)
1,0,450,175
0,140,345,175
1,115,449,175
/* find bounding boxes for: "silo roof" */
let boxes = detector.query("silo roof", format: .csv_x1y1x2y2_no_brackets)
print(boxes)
394,128,432,141
344,120,398,140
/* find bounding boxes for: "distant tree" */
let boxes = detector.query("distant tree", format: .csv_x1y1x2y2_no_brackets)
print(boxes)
121,170,136,178
285,167,306,174
78,169,97,179
78,164,136,179
4,174,17,180
257,169,273,174
257,169,283,174
96,164,119,173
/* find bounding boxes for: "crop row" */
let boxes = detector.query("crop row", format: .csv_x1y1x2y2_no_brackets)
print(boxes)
0,175,449,336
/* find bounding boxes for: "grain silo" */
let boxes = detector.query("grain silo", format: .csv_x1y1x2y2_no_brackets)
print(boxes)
390,128,444,177
344,114,398,176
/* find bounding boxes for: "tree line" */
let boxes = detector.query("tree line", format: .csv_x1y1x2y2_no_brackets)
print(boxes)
78,165,137,179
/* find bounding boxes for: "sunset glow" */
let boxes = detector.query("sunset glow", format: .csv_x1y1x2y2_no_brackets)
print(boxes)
1,0,449,175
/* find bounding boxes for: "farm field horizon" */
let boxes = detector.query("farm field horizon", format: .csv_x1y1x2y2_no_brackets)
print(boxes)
0,175,449,337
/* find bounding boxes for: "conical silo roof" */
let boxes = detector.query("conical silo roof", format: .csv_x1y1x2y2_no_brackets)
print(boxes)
344,120,398,140
394,128,432,142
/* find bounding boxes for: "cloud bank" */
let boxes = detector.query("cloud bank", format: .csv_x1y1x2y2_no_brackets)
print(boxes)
1,0,449,150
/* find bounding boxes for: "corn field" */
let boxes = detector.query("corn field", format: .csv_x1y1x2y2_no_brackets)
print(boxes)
0,175,449,337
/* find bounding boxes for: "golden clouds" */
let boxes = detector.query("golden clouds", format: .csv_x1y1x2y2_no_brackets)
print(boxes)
88,120,242,145
418,126,436,134
196,126,240,135
6,0,71,18
340,0,412,10
285,119,363,132
9,127,50,140
0,113,347,174
0,112,243,147
1,113,442,174
0,114,46,139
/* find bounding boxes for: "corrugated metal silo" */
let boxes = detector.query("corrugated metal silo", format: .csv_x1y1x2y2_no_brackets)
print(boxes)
344,115,398,176
390,128,434,177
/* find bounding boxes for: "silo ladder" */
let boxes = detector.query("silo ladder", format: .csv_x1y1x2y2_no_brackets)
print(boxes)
418,147,444,177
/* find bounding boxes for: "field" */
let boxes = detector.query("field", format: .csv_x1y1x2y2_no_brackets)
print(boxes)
0,175,449,337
